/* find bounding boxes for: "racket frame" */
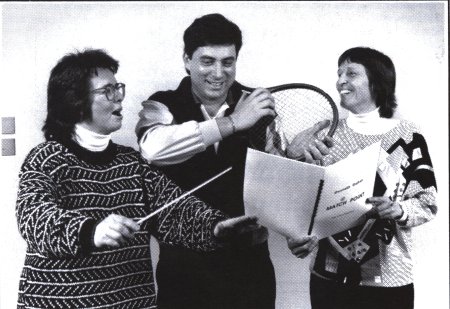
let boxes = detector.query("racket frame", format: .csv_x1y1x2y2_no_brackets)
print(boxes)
241,83,339,137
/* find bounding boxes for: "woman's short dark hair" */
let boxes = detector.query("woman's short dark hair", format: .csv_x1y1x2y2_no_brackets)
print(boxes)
183,13,242,59
338,47,397,118
43,49,119,143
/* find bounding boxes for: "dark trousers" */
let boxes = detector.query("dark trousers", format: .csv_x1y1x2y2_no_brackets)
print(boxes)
156,243,276,309
310,273,414,309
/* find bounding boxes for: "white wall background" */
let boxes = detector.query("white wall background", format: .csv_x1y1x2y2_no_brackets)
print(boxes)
1,2,447,308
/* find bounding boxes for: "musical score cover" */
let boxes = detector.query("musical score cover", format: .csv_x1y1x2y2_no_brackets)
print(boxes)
244,142,381,239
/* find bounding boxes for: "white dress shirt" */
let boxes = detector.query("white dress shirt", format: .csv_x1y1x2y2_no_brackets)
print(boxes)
138,100,229,166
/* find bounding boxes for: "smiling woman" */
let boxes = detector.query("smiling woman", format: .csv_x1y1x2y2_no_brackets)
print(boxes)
337,61,375,114
287,47,438,309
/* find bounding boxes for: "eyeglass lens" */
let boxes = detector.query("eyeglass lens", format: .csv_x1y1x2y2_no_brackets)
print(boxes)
105,84,125,101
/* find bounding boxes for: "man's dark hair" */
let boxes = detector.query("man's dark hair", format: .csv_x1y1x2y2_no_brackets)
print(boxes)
338,47,397,118
183,13,242,59
43,49,119,143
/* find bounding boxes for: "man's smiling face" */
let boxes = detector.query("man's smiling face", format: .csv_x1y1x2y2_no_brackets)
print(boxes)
184,44,237,105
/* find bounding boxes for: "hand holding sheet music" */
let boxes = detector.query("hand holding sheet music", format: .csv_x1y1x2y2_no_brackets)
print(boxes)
244,142,381,240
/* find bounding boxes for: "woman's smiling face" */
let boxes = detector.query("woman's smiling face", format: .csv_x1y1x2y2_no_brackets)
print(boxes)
336,60,376,114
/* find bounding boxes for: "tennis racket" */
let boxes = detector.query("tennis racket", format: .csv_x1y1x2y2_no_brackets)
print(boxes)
241,83,339,155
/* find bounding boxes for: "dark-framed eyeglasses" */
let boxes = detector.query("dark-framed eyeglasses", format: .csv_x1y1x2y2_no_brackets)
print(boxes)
91,83,126,101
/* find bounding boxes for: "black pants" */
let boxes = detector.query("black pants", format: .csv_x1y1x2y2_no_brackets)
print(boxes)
310,274,414,309
156,243,276,309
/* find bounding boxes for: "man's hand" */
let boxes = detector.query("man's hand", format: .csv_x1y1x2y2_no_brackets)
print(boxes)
286,236,319,259
94,214,140,248
230,88,276,131
286,120,334,163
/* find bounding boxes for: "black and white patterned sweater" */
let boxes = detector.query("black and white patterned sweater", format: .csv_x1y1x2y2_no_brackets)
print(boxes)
311,118,437,287
16,140,226,308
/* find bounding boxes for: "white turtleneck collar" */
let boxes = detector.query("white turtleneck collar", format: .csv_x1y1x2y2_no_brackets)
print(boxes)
346,107,399,135
73,124,111,152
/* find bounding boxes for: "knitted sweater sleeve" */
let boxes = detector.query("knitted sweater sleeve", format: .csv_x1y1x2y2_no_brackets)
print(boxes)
139,161,227,251
398,128,438,228
15,143,93,258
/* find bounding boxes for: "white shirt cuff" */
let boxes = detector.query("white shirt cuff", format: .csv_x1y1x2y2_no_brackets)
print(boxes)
199,119,223,146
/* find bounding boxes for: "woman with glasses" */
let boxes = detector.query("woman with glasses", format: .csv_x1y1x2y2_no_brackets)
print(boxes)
16,49,259,308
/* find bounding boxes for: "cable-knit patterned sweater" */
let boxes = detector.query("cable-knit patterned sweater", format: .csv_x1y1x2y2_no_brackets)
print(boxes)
16,140,226,309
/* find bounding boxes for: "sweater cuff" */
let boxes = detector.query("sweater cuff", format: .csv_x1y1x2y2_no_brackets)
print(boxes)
79,219,98,254
396,202,409,226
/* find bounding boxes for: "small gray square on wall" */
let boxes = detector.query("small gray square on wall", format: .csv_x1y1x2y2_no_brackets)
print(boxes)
2,117,16,134
2,138,16,156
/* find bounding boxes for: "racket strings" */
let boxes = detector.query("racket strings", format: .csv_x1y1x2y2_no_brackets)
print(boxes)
249,88,336,152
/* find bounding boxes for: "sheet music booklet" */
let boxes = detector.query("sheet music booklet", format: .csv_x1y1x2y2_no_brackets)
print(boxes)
244,142,381,239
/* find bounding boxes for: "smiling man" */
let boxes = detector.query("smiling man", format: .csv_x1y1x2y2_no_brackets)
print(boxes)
135,13,276,309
